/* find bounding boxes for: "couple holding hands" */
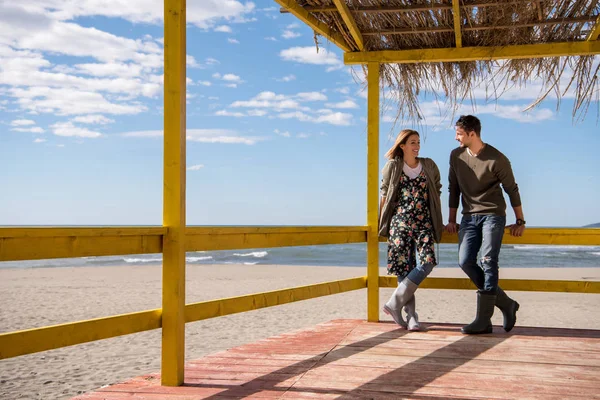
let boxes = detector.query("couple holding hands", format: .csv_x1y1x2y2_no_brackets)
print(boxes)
379,115,525,334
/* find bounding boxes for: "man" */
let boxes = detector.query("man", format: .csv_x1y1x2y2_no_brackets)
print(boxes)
445,115,525,335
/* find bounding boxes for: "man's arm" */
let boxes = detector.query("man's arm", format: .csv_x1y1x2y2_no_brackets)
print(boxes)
508,205,526,237
446,152,460,234
496,155,525,237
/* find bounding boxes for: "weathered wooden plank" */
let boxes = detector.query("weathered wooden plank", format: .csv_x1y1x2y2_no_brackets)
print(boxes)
72,320,600,400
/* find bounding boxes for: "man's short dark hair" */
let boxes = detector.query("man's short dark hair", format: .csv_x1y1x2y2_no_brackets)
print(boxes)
456,115,481,136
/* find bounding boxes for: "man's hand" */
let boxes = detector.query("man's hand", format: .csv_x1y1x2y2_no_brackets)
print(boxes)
507,224,525,237
445,222,459,234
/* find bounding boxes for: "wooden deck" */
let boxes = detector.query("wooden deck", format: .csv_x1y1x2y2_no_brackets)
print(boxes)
73,319,600,399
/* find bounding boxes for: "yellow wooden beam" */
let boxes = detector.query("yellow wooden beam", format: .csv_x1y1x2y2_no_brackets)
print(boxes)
185,277,367,322
366,61,380,322
380,276,600,294
381,228,600,245
162,0,187,386
332,0,364,51
2,226,599,262
440,228,600,246
0,309,162,360
344,41,600,64
274,0,352,52
0,227,163,261
186,226,367,251
452,0,462,48
587,14,600,41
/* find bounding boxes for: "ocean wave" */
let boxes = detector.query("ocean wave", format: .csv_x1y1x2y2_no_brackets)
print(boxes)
124,257,162,263
589,252,600,256
232,251,268,258
186,256,213,262
243,262,259,265
512,245,600,251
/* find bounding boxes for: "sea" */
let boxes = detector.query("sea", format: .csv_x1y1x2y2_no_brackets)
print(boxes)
1,243,599,270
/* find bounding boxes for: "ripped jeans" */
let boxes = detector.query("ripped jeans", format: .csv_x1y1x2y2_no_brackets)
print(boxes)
458,214,506,293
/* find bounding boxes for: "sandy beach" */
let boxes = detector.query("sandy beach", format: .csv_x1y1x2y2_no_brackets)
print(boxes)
1,264,599,400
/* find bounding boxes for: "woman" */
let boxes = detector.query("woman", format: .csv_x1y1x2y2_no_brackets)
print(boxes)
379,129,443,331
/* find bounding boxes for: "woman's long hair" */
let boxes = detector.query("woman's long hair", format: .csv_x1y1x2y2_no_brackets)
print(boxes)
384,129,419,159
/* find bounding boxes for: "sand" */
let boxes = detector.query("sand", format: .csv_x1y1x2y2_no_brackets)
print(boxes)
1,264,599,400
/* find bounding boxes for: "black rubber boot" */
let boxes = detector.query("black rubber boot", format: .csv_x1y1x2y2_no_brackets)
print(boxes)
462,291,497,334
496,288,520,332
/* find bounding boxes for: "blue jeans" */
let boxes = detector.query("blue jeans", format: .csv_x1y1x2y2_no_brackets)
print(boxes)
458,215,506,293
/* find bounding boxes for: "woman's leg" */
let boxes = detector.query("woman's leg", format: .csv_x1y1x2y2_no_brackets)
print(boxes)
383,230,415,328
404,230,438,331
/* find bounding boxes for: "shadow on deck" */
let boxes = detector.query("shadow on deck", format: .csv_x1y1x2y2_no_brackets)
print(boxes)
73,319,600,399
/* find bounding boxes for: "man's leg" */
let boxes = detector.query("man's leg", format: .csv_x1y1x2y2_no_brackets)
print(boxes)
458,215,483,285
481,215,520,332
479,215,505,293
460,215,496,334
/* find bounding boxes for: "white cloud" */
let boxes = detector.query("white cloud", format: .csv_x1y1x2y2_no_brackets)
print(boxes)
9,86,146,116
215,110,246,117
265,36,278,41
187,164,204,171
247,109,267,117
274,129,291,138
12,127,46,133
10,119,35,126
296,92,328,101
51,121,102,138
280,47,343,71
282,30,301,39
214,25,232,33
297,133,310,139
198,81,212,86
276,74,296,82
286,23,299,29
335,87,350,95
277,110,353,126
394,100,555,126
212,72,243,87
72,115,115,124
1,1,256,30
187,55,200,68
121,129,264,145
228,38,240,44
222,73,242,82
218,91,354,125
34,138,46,143
326,100,359,109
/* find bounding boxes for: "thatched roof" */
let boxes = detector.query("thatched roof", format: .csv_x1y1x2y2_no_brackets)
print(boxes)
279,0,600,123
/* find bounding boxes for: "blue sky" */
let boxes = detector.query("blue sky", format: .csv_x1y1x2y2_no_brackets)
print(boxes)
0,1,599,228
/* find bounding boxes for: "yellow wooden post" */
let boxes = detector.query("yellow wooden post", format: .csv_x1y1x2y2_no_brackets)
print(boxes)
366,62,380,322
162,0,186,386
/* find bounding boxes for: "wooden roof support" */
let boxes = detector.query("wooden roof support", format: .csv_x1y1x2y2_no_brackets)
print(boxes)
332,0,365,51
344,41,600,64
452,0,462,48
274,0,352,52
588,15,600,41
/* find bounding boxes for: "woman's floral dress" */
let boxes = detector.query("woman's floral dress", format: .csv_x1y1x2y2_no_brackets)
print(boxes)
387,169,437,278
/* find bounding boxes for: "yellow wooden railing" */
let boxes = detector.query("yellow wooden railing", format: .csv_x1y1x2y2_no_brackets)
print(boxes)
1,226,599,361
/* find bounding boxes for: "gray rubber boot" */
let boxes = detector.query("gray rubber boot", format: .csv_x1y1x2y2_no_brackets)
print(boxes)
496,288,520,332
404,295,420,331
383,278,418,329
461,291,497,335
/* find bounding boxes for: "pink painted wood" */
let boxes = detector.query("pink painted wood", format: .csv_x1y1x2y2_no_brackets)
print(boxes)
72,319,600,399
